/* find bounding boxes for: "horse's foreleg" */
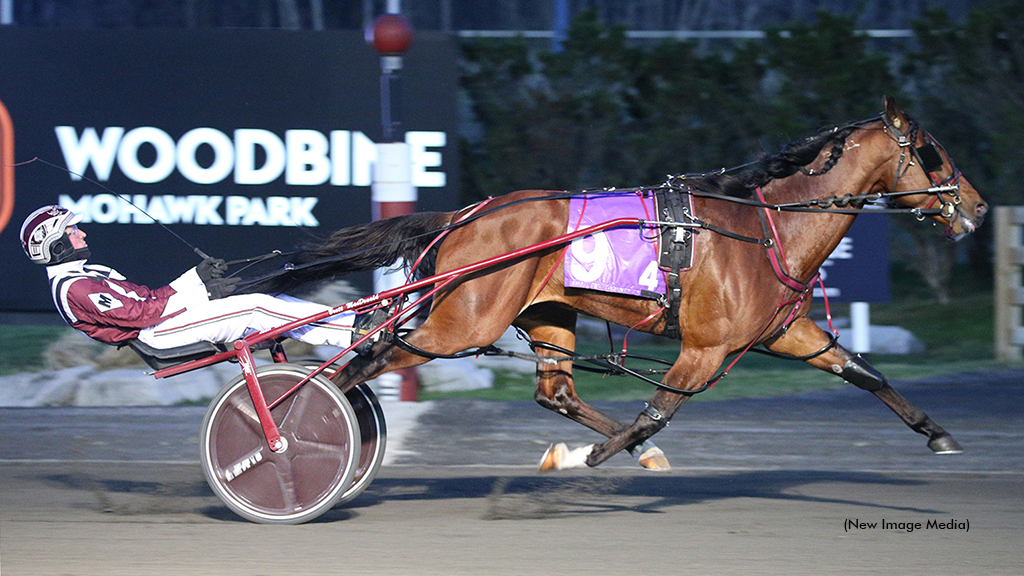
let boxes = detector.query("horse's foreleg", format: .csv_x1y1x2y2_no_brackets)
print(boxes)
767,317,963,454
517,305,668,470
579,370,711,468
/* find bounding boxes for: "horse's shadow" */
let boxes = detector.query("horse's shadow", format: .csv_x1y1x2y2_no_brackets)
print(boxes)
316,468,941,522
39,468,941,523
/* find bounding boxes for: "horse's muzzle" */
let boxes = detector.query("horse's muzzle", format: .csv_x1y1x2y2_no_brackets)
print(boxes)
945,202,986,241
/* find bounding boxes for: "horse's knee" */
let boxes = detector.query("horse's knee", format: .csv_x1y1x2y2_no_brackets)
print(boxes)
835,354,887,392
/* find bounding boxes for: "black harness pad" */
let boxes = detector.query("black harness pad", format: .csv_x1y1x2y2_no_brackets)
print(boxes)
119,339,227,371
652,187,696,340
654,187,695,272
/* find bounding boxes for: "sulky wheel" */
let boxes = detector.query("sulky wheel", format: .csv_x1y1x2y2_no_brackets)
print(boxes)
299,363,388,505
200,363,360,524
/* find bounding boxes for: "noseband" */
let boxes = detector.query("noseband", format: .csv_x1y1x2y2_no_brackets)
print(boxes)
880,113,963,222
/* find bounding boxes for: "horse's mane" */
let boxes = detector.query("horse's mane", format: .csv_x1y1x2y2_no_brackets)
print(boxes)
685,122,864,198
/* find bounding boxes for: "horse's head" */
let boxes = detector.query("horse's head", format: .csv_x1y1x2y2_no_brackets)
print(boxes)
879,96,988,240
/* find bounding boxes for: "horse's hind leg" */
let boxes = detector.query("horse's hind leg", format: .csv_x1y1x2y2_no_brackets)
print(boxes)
767,317,963,454
541,345,729,470
517,304,669,470
579,346,734,468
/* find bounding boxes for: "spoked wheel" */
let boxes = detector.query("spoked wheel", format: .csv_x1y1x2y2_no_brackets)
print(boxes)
200,363,360,524
299,363,387,505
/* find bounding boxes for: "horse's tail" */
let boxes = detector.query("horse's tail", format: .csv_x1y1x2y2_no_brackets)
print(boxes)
242,211,454,295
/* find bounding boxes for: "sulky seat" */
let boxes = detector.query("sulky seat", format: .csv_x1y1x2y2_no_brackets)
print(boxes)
120,339,228,371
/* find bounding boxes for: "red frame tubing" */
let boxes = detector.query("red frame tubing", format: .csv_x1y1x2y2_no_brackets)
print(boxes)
154,216,646,382
235,341,284,452
152,217,646,448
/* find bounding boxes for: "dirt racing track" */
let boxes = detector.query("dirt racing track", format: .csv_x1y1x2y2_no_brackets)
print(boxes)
1,368,1022,575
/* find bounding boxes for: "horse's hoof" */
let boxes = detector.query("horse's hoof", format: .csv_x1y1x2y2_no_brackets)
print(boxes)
539,443,569,473
638,446,671,471
928,434,964,455
538,443,593,472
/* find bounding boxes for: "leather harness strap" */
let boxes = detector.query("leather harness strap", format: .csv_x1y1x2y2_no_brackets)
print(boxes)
653,187,695,340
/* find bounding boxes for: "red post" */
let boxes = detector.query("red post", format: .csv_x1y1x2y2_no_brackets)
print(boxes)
371,11,419,401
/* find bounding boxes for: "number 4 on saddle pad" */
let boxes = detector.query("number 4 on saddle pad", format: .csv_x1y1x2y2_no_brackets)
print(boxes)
564,191,694,300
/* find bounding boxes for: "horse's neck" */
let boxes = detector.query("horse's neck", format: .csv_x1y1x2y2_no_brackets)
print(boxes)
764,130,890,279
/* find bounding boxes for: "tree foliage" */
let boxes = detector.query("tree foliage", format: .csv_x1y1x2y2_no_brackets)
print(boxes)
460,11,770,197
904,1,1024,208
460,4,1023,301
899,0,1024,296
460,10,913,199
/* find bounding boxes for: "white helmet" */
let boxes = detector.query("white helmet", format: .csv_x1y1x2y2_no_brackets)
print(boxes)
20,205,86,265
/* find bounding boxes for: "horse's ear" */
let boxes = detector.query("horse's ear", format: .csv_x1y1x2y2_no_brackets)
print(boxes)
883,95,905,131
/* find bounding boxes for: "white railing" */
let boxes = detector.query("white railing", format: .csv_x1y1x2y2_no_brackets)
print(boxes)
995,206,1024,362
455,29,915,40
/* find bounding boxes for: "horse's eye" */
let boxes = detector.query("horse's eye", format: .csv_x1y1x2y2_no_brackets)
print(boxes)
916,143,943,172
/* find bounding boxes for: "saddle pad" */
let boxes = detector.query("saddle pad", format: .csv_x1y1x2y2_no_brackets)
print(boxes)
564,193,666,298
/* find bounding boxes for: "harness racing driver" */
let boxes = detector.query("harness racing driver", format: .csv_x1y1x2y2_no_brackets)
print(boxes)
20,205,379,355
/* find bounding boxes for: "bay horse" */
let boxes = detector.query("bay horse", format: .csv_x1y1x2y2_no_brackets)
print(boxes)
251,96,988,471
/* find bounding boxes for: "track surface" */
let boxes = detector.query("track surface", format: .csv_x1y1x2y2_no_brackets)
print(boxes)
2,369,1022,575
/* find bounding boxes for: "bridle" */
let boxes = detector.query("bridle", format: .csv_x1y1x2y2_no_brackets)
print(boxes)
879,112,963,222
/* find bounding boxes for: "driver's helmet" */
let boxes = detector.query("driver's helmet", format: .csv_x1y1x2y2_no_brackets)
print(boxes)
20,205,85,265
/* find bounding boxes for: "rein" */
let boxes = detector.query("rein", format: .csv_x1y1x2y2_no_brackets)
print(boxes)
678,182,959,217
239,164,954,293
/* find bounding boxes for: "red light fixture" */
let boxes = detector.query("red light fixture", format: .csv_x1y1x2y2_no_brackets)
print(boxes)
371,14,413,55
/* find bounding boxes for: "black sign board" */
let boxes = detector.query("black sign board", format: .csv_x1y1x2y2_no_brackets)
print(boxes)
813,213,891,303
0,28,459,312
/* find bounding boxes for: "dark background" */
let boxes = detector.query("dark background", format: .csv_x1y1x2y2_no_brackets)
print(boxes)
0,28,460,311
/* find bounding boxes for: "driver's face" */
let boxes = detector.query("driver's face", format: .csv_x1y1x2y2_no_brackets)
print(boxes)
66,225,88,249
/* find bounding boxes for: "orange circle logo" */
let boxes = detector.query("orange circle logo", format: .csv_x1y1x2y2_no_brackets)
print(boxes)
0,98,13,235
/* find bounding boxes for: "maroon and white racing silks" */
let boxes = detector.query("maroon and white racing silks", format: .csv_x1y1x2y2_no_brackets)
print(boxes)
46,260,207,343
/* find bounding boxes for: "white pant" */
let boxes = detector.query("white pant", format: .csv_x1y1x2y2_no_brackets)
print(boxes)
138,294,354,350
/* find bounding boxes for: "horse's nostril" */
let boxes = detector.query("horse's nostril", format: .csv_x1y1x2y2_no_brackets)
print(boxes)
977,202,989,218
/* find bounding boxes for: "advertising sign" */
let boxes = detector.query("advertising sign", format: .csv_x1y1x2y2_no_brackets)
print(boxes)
0,28,459,311
813,212,891,303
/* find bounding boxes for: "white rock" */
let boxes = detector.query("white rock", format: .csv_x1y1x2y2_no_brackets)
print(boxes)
416,358,494,392
816,321,926,355
0,362,243,407
868,325,926,355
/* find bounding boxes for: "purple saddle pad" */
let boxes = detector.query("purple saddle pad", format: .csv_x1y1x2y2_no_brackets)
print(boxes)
564,193,665,298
